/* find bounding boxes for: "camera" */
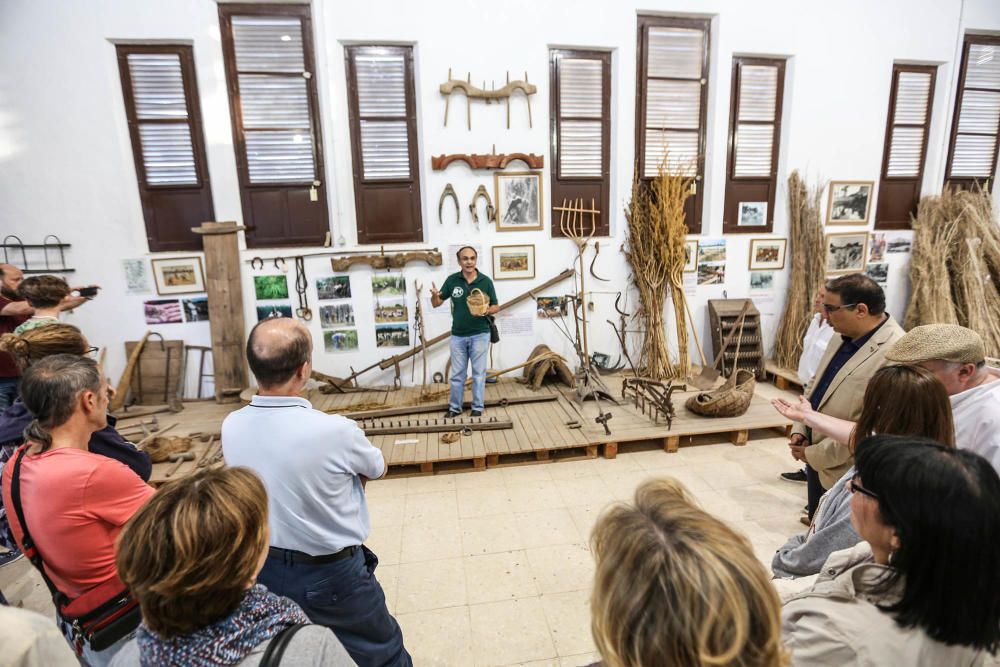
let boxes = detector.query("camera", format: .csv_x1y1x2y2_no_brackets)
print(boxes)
78,286,99,298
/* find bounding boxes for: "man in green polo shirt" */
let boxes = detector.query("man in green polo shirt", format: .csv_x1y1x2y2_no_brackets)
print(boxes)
431,246,499,418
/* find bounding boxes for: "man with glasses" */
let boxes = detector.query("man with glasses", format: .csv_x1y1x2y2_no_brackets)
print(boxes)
430,247,499,418
786,274,903,521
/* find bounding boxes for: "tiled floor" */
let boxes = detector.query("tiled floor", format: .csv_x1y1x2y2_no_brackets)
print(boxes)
1,385,810,667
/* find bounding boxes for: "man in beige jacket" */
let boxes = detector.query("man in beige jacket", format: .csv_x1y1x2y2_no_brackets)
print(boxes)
788,274,904,520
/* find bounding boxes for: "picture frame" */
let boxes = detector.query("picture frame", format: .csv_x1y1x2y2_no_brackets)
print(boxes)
827,181,874,225
684,240,698,272
825,232,869,274
738,201,768,227
151,256,205,295
494,171,543,231
492,244,536,280
748,238,787,270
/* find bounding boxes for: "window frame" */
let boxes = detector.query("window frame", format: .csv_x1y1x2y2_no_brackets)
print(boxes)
874,64,937,230
634,14,711,234
218,3,330,248
944,33,1000,193
344,43,424,245
549,48,612,238
116,43,214,252
722,56,786,234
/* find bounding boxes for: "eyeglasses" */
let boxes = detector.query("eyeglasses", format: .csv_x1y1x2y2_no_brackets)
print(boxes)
849,474,879,501
822,302,858,313
85,346,99,358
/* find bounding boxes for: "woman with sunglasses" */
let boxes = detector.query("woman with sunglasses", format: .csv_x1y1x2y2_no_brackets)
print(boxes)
769,364,953,592
782,434,1000,665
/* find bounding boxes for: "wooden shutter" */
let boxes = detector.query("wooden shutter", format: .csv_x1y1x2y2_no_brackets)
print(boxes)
722,57,785,234
875,65,936,229
550,49,611,237
116,45,214,252
219,4,329,248
345,45,423,244
945,35,1000,192
636,15,710,233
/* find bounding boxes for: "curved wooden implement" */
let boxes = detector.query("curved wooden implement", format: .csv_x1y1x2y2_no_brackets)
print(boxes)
439,78,537,99
331,250,443,272
432,151,544,171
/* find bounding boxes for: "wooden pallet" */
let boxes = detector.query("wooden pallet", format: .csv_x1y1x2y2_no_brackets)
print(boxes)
764,359,804,392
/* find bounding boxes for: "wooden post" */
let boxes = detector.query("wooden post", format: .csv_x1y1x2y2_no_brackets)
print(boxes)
192,221,248,403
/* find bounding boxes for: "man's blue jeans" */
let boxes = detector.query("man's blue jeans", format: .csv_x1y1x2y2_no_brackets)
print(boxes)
449,332,490,413
0,378,18,410
259,545,411,667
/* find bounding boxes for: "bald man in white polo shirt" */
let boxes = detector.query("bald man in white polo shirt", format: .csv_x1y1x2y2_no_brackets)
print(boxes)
223,318,411,667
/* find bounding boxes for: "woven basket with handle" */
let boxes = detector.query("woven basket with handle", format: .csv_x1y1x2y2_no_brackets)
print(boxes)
466,288,490,316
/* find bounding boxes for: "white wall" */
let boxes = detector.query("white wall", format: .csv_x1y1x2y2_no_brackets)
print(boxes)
1,0,998,390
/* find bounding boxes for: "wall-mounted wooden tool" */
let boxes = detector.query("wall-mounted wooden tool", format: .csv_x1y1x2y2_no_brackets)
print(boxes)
330,247,442,271
469,185,495,227
439,184,460,224
440,68,537,129
432,146,544,171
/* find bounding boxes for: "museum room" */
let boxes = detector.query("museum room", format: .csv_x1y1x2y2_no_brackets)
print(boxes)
1,0,1000,665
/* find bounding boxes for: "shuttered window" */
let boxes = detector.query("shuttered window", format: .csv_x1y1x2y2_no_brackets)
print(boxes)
945,35,1000,192
636,16,710,233
219,4,329,248
875,65,937,229
345,45,423,244
550,49,611,237
116,45,214,252
722,57,785,234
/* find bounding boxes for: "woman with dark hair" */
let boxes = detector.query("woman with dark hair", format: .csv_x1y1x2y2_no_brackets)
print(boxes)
770,364,954,588
782,434,1000,665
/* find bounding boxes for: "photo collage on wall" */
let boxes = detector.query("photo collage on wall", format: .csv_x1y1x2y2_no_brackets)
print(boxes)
254,274,293,322
372,275,409,348
132,257,211,325
316,276,358,352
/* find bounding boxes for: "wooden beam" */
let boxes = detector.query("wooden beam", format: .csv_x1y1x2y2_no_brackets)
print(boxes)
339,394,558,420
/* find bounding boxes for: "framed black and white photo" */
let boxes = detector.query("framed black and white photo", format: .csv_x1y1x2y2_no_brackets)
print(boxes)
825,232,869,274
750,271,775,292
827,181,874,225
495,171,543,231
492,244,536,280
684,240,698,272
151,256,205,296
748,238,787,270
738,201,767,227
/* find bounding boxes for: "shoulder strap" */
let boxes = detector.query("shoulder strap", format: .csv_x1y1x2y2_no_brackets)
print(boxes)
260,624,308,667
9,445,70,608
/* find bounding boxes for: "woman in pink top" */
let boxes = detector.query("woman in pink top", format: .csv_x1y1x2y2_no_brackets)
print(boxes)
1,354,154,666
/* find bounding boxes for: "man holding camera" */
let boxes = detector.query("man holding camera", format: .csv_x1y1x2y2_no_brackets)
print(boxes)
430,247,499,418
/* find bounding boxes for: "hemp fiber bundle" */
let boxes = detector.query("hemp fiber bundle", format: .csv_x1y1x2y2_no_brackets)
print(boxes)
773,171,826,370
623,160,693,380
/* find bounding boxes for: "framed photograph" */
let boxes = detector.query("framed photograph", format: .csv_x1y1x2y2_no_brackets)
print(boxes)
865,262,889,287
684,240,698,272
748,238,787,270
696,239,726,286
494,171,543,231
316,276,351,300
536,296,567,319
825,232,869,274
738,201,768,227
492,244,536,280
181,297,209,322
254,275,289,300
151,256,205,295
827,181,874,225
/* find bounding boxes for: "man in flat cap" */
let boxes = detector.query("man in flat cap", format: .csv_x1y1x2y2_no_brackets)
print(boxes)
886,324,1000,469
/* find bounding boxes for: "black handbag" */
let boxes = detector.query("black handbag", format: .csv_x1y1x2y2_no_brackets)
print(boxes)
9,446,141,654
486,315,500,344
260,624,308,666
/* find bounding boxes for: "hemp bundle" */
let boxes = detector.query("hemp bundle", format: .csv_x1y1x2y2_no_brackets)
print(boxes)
905,195,959,328
623,161,693,380
773,171,826,369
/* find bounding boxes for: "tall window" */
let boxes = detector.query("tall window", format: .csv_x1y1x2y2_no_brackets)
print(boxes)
116,45,214,252
219,4,328,248
722,57,785,234
875,64,937,229
635,15,711,233
945,34,1000,192
550,49,611,237
344,45,423,244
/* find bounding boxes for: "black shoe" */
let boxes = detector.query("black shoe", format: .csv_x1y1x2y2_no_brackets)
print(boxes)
444,410,462,419
780,470,808,484
470,409,483,417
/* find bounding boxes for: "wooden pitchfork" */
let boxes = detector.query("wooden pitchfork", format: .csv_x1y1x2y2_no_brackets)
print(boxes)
558,198,598,359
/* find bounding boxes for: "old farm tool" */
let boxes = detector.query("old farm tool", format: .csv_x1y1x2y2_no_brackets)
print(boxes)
294,256,312,321
356,416,513,436
413,282,429,387
330,247,443,271
589,241,609,282
439,184,460,224
622,377,685,429
469,185,495,228
682,294,718,390
432,147,544,170
440,69,537,129
556,197,599,359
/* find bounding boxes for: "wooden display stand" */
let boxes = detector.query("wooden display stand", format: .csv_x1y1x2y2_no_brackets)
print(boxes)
708,299,765,379
192,221,247,403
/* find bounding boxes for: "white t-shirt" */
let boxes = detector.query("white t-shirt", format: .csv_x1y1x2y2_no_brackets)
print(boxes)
950,367,1000,471
797,313,836,387
222,395,385,556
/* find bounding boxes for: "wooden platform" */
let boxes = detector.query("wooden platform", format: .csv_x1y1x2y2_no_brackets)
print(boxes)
135,376,792,483
764,359,804,393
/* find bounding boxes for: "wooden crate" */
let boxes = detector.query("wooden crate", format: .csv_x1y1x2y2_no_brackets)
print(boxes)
708,299,765,379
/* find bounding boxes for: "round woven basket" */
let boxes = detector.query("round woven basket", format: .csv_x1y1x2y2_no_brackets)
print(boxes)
467,288,490,316
685,369,756,418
